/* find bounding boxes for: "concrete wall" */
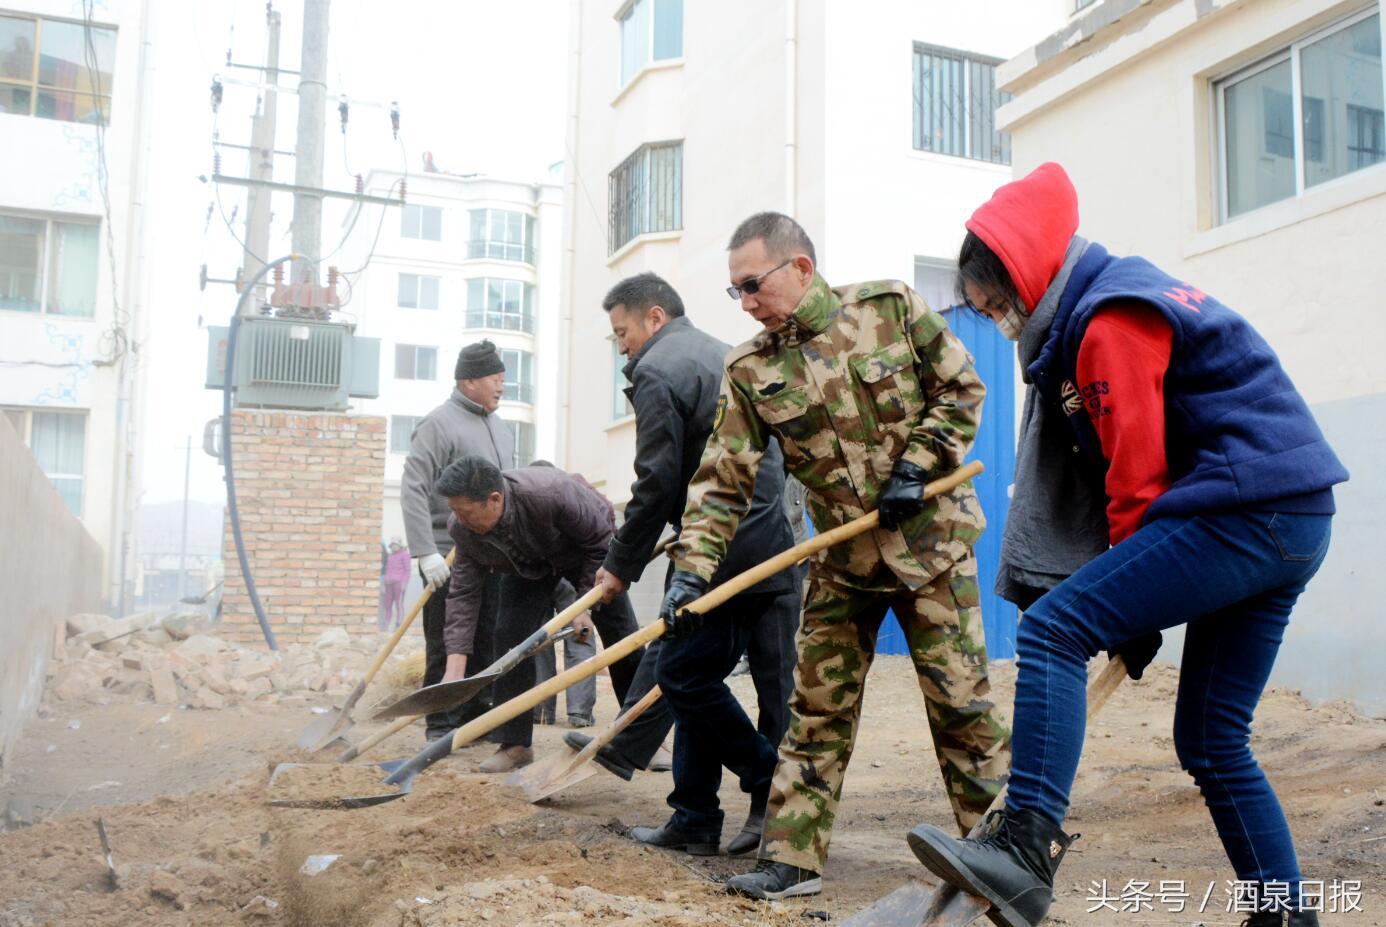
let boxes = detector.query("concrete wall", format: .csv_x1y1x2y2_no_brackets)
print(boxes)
1001,0,1386,710
0,415,102,769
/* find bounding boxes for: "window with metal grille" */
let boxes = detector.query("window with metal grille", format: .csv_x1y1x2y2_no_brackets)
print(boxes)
465,278,535,333
466,209,535,263
401,204,442,241
0,13,115,125
1217,8,1384,220
500,348,535,404
389,415,425,454
1,406,86,514
912,44,1011,165
394,344,437,381
397,273,440,310
608,141,683,254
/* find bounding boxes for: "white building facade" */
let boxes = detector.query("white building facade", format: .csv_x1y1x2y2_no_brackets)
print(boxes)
998,0,1386,711
0,0,152,611
343,168,563,545
558,0,1068,651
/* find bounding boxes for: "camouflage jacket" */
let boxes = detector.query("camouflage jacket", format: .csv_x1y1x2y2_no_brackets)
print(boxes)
671,274,986,589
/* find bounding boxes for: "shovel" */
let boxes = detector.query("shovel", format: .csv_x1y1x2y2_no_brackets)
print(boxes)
267,462,984,810
294,549,455,751
838,654,1129,927
508,685,665,802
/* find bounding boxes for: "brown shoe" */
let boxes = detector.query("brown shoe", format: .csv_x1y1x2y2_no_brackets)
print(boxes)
478,744,534,773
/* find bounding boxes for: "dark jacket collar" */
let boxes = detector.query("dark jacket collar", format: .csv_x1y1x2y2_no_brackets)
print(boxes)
622,315,693,381
451,388,490,417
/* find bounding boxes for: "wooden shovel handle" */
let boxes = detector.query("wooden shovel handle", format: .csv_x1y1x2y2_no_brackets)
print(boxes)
447,462,984,753
360,549,456,688
554,685,663,780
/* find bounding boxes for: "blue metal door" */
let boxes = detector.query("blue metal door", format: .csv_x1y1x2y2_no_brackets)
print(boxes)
875,305,1018,659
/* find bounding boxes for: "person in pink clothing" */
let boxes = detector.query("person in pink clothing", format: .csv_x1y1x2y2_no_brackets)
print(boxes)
382,538,411,629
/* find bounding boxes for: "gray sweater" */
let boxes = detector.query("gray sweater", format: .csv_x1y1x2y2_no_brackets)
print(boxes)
401,389,516,557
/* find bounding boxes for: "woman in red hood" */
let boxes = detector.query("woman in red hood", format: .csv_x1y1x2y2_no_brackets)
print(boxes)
905,163,1347,927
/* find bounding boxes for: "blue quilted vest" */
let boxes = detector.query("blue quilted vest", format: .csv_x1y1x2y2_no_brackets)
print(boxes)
1027,244,1347,523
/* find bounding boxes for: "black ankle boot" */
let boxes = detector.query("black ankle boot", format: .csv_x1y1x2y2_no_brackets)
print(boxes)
1241,911,1320,926
907,809,1077,927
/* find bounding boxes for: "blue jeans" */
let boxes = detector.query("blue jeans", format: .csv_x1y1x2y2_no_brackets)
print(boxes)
658,590,789,836
1007,509,1332,898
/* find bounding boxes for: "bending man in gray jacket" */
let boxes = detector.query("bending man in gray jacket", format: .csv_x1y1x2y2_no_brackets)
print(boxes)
401,340,515,743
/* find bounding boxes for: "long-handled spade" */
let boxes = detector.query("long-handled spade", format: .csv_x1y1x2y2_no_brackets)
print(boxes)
295,550,455,751
267,462,983,810
838,655,1129,927
336,538,677,764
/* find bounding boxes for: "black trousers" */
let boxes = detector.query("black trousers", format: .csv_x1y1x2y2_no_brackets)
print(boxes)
421,569,500,740
489,573,644,747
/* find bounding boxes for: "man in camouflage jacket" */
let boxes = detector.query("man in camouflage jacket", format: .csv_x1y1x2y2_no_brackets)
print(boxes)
664,212,1011,900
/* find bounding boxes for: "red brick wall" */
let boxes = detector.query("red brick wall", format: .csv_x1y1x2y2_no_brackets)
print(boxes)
220,411,386,645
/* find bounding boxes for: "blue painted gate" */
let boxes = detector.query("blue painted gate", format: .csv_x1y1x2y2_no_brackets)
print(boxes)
875,305,1018,659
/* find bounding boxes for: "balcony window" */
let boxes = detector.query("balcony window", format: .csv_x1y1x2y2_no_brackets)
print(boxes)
513,421,535,466
0,14,115,125
389,415,424,454
0,212,98,316
397,272,439,310
500,348,535,404
912,44,1011,165
611,339,632,421
619,0,682,86
608,140,682,254
467,209,535,263
1218,8,1384,219
394,344,437,381
401,204,442,241
465,278,535,333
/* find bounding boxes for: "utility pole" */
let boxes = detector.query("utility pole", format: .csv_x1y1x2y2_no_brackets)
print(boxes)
291,0,330,287
177,436,191,601
240,7,281,312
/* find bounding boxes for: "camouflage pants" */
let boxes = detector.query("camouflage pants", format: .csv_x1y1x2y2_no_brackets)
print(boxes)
761,555,1011,872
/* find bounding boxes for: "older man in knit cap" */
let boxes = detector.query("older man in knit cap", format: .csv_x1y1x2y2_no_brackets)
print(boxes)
401,339,516,743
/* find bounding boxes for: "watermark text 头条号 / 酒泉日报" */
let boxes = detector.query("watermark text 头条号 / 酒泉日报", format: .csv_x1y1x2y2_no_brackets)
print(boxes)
1085,879,1364,916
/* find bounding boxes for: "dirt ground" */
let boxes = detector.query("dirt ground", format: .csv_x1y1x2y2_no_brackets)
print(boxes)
1,655,1384,927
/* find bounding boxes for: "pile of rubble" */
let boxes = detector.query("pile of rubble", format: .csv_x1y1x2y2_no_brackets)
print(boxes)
43,612,406,711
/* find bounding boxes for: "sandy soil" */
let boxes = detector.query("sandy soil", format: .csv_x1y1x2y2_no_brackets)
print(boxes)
1,657,1383,927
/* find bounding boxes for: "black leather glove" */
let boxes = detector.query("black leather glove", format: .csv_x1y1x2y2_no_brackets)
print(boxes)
878,459,930,530
660,571,709,640
1108,631,1163,681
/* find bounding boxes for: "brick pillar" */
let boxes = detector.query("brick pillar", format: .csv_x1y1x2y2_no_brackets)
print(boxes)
220,411,386,646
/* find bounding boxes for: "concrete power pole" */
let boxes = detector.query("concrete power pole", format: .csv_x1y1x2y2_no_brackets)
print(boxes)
240,8,281,311
291,0,330,287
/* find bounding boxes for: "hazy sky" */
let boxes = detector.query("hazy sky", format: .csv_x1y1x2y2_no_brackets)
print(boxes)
138,0,570,505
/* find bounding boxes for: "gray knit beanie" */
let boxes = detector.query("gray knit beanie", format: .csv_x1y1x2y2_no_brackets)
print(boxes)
455,340,505,380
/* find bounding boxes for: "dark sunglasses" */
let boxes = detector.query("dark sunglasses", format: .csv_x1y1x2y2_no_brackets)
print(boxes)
726,259,792,300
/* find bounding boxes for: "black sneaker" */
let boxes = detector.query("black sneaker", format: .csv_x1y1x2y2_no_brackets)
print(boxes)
629,819,719,856
562,731,636,781
1242,912,1321,926
725,859,822,900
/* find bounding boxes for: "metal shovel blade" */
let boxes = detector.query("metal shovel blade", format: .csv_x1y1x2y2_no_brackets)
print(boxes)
267,759,413,810
295,708,354,752
838,880,953,927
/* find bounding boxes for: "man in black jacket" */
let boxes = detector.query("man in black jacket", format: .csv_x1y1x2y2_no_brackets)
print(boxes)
587,272,800,855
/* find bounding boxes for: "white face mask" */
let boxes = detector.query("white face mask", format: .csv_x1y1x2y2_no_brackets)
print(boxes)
996,303,1027,342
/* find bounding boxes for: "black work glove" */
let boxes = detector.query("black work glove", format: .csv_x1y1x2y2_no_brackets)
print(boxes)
1108,631,1163,680
660,571,709,640
878,459,930,530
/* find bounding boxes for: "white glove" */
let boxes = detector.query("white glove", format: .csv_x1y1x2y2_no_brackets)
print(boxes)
419,553,449,590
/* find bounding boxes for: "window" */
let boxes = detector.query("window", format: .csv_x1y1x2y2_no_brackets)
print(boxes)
0,14,115,125
465,278,535,332
397,273,439,310
619,0,682,86
608,141,683,254
1075,0,1099,10
913,259,963,315
0,213,98,316
2,407,86,515
611,339,633,420
1218,9,1384,219
513,421,536,466
394,344,437,381
400,204,442,241
389,415,424,454
912,45,1012,165
467,209,536,263
500,348,535,404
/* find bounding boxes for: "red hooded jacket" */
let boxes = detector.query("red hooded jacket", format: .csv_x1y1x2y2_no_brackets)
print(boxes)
968,163,1172,545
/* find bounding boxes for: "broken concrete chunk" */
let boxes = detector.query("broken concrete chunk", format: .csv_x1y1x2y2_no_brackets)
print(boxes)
149,869,188,909
174,634,225,661
149,665,179,706
65,613,115,637
313,627,351,649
